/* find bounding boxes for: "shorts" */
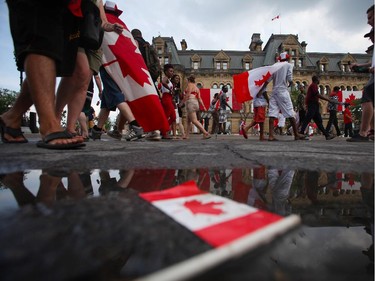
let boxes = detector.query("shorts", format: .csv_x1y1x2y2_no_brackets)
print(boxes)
361,82,374,105
253,106,266,123
186,98,199,113
7,0,79,76
219,109,228,123
85,48,103,75
100,67,125,111
268,90,295,118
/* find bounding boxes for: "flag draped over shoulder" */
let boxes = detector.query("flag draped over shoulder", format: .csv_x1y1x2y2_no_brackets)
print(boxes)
101,14,169,133
140,180,300,248
233,64,284,103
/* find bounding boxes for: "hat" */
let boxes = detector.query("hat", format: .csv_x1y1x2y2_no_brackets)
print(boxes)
364,28,373,38
104,1,123,16
278,52,290,61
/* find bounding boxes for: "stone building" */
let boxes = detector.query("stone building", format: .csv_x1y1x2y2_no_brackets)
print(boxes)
152,33,372,134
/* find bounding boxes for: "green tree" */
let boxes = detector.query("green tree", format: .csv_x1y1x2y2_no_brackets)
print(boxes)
0,88,18,114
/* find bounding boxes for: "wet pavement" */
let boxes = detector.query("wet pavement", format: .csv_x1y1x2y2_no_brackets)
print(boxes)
0,133,373,281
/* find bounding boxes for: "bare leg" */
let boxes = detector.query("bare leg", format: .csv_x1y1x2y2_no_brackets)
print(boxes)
359,102,374,137
268,117,276,140
189,111,210,137
78,112,89,138
56,51,91,135
290,117,306,140
259,123,265,140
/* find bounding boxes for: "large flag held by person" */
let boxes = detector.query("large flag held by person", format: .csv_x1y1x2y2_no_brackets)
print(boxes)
233,63,285,103
140,180,300,248
101,13,169,133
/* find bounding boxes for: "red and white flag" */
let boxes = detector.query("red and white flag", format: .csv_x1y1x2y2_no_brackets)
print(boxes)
233,63,285,103
101,14,169,133
140,180,300,248
337,90,362,111
272,15,280,21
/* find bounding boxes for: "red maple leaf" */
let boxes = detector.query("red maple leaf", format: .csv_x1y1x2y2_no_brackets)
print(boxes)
108,34,151,86
254,72,271,87
345,93,357,105
183,200,225,215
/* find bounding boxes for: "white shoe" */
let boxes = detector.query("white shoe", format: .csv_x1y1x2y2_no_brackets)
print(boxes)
145,130,161,141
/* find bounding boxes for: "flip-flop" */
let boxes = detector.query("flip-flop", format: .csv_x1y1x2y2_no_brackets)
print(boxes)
37,131,85,150
0,117,28,144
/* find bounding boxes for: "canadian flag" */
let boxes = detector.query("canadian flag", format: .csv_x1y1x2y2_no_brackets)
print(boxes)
140,180,300,248
199,89,242,111
101,14,169,133
337,90,362,111
233,63,286,103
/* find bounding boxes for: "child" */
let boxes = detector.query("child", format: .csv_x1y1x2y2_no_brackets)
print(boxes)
343,104,353,137
241,91,269,140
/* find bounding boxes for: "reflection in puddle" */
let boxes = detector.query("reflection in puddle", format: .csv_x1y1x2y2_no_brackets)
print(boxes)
0,168,372,223
0,167,373,280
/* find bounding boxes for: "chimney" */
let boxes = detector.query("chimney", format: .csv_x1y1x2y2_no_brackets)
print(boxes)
180,39,187,51
249,33,263,52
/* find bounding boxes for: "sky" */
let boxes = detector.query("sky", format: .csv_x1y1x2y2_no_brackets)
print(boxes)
0,0,373,112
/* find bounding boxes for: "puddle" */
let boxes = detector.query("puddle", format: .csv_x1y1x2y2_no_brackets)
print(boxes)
0,167,373,281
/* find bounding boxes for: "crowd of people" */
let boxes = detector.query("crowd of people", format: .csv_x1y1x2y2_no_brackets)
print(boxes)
0,2,373,149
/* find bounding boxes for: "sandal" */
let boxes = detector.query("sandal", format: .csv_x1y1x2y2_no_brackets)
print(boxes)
0,117,28,144
37,131,86,150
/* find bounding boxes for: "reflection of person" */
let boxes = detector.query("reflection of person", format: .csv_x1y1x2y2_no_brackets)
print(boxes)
267,168,294,216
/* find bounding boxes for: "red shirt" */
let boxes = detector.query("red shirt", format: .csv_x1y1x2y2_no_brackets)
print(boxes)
305,83,320,106
343,108,352,124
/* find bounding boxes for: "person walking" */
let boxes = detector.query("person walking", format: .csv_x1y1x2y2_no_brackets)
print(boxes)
343,103,354,138
182,75,211,139
325,86,342,136
241,90,269,141
262,52,306,141
299,76,342,140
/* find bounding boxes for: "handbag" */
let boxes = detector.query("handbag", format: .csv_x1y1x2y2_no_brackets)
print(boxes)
80,0,104,50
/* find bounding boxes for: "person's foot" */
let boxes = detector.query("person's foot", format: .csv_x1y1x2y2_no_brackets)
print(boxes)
268,137,279,141
107,129,122,140
0,116,28,143
325,134,336,140
241,125,248,139
89,126,102,140
203,133,211,139
346,134,369,142
123,125,145,141
145,130,162,141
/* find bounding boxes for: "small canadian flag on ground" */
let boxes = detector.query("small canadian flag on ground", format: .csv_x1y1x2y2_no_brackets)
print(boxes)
140,180,300,248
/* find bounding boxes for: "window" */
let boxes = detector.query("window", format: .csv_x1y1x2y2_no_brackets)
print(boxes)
157,48,162,55
245,62,250,70
216,62,221,70
298,59,302,68
197,83,203,89
320,64,326,72
193,62,199,69
212,83,218,89
291,50,296,56
291,59,296,67
164,57,169,64
222,62,228,70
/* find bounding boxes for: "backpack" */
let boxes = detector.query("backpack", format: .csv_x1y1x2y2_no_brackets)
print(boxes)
143,42,162,82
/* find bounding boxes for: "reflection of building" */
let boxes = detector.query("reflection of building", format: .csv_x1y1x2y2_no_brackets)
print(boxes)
153,33,371,133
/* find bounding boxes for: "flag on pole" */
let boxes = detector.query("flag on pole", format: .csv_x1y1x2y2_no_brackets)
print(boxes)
139,180,300,248
233,63,285,103
101,14,169,133
272,15,280,21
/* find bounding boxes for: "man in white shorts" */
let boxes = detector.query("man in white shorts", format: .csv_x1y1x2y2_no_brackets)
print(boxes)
264,52,307,141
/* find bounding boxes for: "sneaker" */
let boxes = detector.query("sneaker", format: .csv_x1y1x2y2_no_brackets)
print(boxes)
145,130,162,141
346,134,369,142
325,134,335,140
89,126,102,140
123,125,145,141
107,129,122,140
